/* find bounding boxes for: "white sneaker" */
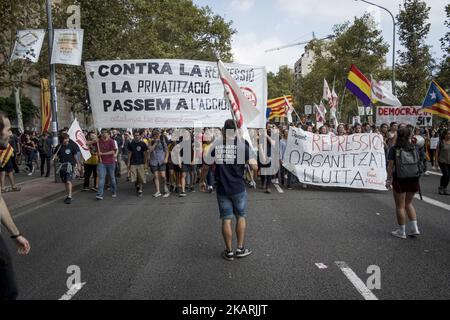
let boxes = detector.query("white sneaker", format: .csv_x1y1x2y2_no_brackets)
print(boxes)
424,172,430,176
163,192,170,198
153,192,162,198
28,172,33,176
391,229,407,239
407,229,421,236
112,193,117,198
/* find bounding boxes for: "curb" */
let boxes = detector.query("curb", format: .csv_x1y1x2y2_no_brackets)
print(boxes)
10,180,85,216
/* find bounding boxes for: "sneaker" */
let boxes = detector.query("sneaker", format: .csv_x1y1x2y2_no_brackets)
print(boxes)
96,195,103,200
163,192,170,198
27,172,33,176
179,192,187,197
82,187,90,192
112,193,117,198
236,247,253,258
138,190,143,197
265,188,271,194
407,230,421,236
64,196,72,204
153,192,162,198
90,187,98,192
424,171,430,176
222,250,234,261
391,229,407,239
208,186,213,193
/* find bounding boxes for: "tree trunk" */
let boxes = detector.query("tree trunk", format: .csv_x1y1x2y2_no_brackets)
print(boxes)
14,86,24,133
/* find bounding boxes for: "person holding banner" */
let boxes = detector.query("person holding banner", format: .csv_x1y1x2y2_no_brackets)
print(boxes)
386,127,421,239
53,133,81,204
96,129,118,200
149,129,170,198
127,130,149,197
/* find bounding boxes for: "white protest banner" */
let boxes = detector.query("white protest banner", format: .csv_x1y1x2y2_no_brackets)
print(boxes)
430,137,439,150
10,30,45,63
85,59,267,128
68,119,91,160
283,127,387,191
51,29,84,66
376,106,432,127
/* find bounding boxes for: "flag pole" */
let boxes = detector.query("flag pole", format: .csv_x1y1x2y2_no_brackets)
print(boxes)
218,60,256,187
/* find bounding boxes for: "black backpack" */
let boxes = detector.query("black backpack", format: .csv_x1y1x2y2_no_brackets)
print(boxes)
395,147,421,179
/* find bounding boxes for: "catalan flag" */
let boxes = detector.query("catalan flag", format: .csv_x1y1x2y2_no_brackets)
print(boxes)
345,64,371,106
266,95,293,120
0,144,13,168
421,80,450,120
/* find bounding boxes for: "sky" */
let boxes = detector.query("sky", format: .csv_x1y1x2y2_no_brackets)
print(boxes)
193,0,448,73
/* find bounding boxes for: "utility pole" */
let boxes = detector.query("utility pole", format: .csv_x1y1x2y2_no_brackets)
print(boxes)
46,0,59,148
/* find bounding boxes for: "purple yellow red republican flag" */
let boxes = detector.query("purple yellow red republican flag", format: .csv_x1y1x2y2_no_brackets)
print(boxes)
345,64,371,106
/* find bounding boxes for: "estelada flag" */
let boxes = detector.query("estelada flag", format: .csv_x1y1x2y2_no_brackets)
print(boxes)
40,79,51,134
421,80,450,120
0,144,13,168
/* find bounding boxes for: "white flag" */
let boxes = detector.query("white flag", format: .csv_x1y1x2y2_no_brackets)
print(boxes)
315,103,327,126
371,79,401,106
217,60,260,127
51,29,84,66
330,88,339,127
323,79,332,102
68,119,91,160
10,30,45,63
284,96,294,123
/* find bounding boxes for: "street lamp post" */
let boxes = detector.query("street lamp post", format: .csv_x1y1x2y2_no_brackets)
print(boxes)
356,0,396,95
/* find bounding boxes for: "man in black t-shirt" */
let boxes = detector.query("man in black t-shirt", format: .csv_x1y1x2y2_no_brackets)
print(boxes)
200,120,258,261
54,133,80,204
127,130,149,197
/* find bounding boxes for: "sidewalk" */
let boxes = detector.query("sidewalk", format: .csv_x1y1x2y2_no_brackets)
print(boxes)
3,162,128,215
3,175,85,216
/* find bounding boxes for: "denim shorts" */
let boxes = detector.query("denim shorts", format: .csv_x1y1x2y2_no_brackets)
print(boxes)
217,191,248,220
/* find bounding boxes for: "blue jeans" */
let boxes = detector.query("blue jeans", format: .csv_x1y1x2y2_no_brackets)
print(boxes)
217,191,248,220
97,163,116,196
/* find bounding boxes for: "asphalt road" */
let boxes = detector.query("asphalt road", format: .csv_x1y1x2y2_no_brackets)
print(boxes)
4,169,449,300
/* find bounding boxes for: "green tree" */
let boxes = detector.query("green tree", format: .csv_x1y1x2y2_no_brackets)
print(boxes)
0,96,39,126
0,0,46,132
267,66,294,99
294,13,389,122
436,3,450,91
396,0,433,105
38,0,236,115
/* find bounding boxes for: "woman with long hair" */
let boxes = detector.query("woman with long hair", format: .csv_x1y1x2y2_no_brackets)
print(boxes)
437,128,450,195
386,127,421,239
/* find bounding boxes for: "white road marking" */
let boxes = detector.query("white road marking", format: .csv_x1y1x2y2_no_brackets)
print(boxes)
274,184,284,193
59,282,86,300
315,263,328,269
335,261,378,300
415,195,450,211
427,171,443,177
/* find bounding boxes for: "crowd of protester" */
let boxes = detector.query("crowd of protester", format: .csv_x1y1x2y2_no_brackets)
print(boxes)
1,118,449,201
